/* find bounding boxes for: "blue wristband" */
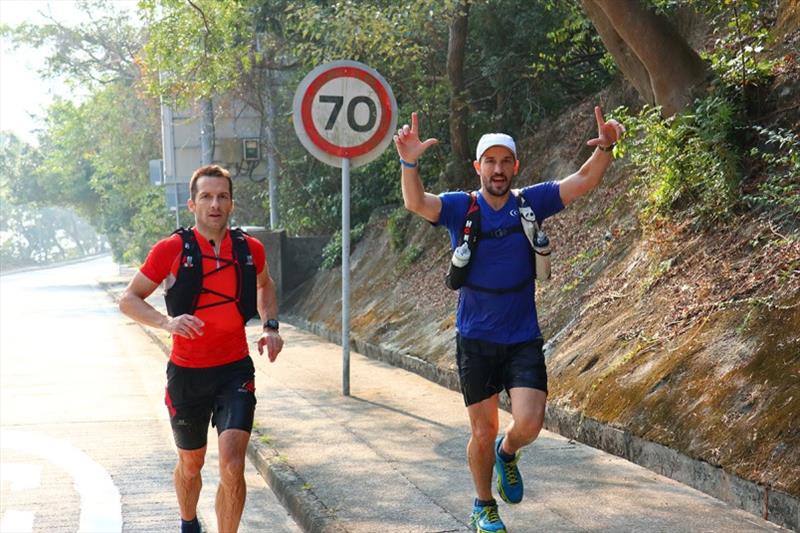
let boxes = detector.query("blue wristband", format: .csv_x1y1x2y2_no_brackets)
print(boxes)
400,158,418,168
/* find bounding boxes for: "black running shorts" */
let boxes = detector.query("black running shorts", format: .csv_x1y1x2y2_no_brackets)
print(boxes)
455,334,548,407
164,356,257,450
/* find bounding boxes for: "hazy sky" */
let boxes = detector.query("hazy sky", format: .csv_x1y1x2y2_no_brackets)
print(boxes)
0,0,138,144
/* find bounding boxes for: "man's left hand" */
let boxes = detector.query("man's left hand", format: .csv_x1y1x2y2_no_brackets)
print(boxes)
587,106,625,150
257,330,283,362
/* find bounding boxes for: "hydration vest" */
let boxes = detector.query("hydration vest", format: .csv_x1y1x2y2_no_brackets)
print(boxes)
164,227,258,324
445,190,542,294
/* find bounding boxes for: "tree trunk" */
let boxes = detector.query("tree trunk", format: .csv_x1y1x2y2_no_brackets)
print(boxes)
582,0,708,117
445,0,473,190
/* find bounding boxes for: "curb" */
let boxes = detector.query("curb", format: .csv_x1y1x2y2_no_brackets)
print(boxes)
247,432,347,533
283,314,800,532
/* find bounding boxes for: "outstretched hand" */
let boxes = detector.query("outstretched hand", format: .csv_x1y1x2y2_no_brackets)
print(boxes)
393,112,439,164
587,106,625,149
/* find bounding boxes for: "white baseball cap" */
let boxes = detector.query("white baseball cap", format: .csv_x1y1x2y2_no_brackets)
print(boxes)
475,133,517,161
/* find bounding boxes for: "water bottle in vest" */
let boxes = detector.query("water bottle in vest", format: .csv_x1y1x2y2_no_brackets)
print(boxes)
534,229,551,281
446,242,471,290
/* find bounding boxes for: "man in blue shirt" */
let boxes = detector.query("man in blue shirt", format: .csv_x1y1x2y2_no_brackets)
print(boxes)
394,107,624,533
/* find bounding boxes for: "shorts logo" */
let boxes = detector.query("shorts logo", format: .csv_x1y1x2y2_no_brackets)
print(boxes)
239,379,256,393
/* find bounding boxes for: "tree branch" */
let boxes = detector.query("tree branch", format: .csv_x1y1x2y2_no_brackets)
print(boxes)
187,0,211,56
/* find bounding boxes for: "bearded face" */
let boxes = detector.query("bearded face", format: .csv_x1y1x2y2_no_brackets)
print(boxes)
474,145,519,197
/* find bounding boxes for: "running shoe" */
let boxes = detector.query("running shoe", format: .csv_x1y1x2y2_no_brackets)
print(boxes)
469,502,507,533
495,435,523,504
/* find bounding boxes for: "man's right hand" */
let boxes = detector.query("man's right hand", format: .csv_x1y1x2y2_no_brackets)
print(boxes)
393,112,438,164
164,314,205,339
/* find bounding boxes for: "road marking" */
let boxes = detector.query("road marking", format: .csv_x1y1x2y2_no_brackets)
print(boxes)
0,510,35,532
0,463,42,531
1,463,42,490
0,429,122,533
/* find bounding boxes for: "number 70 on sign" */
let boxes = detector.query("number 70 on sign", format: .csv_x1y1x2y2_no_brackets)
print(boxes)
293,60,397,169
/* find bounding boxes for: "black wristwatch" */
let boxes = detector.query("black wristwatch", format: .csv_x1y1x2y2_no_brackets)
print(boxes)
263,319,279,332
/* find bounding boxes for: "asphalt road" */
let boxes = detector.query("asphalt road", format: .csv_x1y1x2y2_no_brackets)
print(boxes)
0,256,298,532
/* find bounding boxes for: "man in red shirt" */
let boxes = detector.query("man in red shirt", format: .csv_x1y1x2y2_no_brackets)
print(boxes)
119,164,283,533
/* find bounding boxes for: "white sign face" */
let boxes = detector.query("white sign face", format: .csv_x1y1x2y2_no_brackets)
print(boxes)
293,60,397,168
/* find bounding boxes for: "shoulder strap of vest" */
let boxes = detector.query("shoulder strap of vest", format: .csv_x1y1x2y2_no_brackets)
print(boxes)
171,226,196,242
459,191,481,252
228,227,258,322
512,189,539,249
170,227,199,267
229,227,249,239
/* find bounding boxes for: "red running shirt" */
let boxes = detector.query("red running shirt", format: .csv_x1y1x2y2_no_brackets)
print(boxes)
140,229,266,368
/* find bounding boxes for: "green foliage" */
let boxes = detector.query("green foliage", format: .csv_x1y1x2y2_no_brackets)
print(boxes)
617,95,742,224
399,244,423,269
387,207,412,252
467,0,612,136
619,0,797,228
0,133,106,268
320,223,366,270
744,126,800,223
617,91,799,228
139,0,259,104
704,27,777,88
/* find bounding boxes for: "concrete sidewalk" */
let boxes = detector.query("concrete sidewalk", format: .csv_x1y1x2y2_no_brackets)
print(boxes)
246,323,786,532
100,274,787,532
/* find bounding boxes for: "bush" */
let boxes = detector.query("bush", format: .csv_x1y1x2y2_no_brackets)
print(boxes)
617,95,741,224
387,207,412,252
744,126,800,224
320,223,366,270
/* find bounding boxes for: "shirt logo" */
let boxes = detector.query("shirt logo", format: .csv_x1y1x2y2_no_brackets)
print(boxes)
509,209,519,217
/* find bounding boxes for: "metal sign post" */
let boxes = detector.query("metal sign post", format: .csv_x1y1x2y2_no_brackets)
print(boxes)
341,157,351,394
293,60,397,396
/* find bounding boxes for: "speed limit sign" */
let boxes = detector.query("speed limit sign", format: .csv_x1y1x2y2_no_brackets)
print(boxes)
293,60,397,168
292,60,397,397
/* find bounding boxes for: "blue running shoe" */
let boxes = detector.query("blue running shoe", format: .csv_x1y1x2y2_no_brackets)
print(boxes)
469,502,507,533
495,435,523,504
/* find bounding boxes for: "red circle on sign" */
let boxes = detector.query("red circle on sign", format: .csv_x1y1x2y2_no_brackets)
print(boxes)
301,66,392,158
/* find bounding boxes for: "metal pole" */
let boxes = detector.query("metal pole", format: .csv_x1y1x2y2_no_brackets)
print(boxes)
265,68,280,229
175,183,180,228
341,157,351,396
200,98,214,165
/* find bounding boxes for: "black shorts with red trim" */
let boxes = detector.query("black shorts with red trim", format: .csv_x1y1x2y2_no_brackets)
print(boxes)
164,356,256,450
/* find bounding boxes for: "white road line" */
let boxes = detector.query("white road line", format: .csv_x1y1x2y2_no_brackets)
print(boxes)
1,463,42,491
0,429,122,533
0,510,35,533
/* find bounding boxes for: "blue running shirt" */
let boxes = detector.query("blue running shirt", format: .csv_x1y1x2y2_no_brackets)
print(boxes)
437,182,564,344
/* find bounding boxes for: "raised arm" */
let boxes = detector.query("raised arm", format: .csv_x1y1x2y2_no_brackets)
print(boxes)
393,112,442,223
559,106,625,206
